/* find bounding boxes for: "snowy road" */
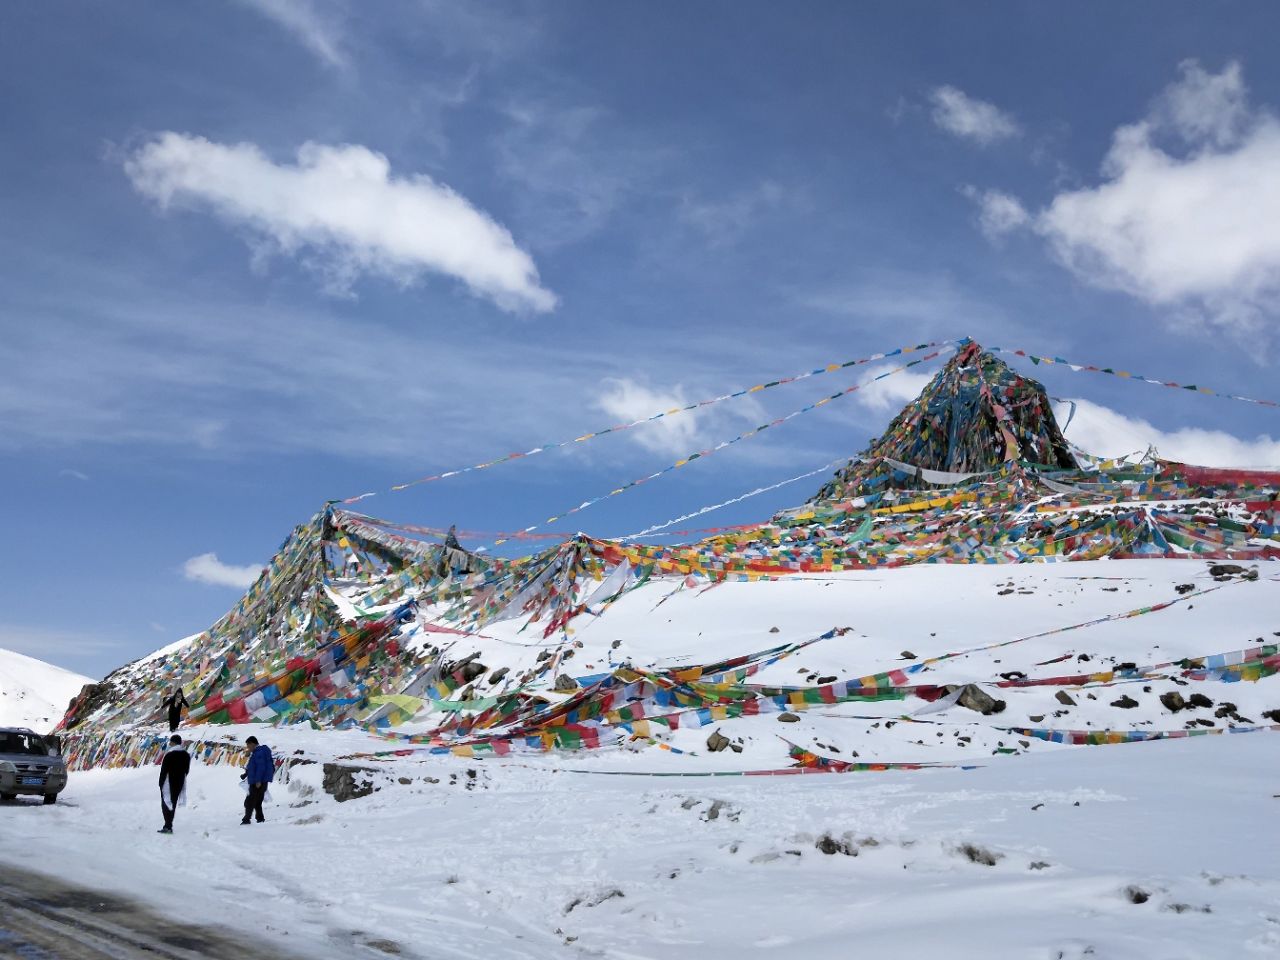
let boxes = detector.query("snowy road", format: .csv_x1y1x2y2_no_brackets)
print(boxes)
0,861,302,960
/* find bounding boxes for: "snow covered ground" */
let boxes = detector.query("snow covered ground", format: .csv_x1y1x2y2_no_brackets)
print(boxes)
3,734,1278,959
394,558,1280,768
0,646,91,731
4,559,1279,958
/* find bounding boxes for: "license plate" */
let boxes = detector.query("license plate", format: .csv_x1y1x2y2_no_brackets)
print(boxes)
21,778,43,786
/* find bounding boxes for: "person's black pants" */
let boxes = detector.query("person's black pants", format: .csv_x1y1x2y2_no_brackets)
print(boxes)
243,783,267,823
168,713,180,733
161,801,175,829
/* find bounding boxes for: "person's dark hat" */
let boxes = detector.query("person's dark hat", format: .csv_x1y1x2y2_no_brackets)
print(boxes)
246,736,259,745
169,734,182,745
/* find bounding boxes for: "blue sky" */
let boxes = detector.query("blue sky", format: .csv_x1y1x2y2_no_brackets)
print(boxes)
4,2,1280,678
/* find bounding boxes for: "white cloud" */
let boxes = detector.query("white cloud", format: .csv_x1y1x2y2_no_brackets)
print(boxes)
803,271,981,324
991,61,1280,333
418,1,543,62
1060,398,1280,468
494,100,670,249
962,186,1030,240
929,86,1020,145
1155,59,1248,148
237,0,348,70
852,364,935,413
596,380,704,457
0,281,624,462
679,181,790,245
797,269,1030,348
0,624,116,661
123,133,556,312
182,553,264,589
58,468,89,481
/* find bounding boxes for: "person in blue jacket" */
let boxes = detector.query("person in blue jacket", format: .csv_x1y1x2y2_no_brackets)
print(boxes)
239,735,274,825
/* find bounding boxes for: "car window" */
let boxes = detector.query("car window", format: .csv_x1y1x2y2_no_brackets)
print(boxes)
0,733,48,755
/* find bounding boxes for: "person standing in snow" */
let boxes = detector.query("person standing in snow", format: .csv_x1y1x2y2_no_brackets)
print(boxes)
164,687,188,733
240,735,274,825
158,734,190,834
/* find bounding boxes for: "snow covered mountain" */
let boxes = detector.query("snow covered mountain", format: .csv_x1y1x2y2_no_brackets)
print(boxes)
0,647,92,732
12,559,1280,960
58,342,1278,747
11,341,1280,959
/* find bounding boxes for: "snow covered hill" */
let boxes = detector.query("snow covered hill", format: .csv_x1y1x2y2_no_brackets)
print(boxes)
418,558,1280,769
19,343,1280,958
9,559,1279,959
0,646,92,732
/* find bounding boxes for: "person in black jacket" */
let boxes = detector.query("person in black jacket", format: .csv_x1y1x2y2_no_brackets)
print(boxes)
158,735,190,834
164,688,189,733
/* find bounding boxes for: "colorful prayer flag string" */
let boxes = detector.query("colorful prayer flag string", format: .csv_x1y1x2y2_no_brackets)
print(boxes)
339,339,958,504
483,348,955,549
615,457,849,541
988,345,1280,409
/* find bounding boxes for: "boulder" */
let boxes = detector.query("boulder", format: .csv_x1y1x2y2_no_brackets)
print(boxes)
322,763,379,803
553,674,579,693
957,843,1002,866
488,666,509,684
777,712,801,723
460,661,487,683
706,730,731,753
1160,691,1186,712
949,683,1004,716
1110,695,1139,709
1187,693,1214,709
1208,564,1245,577
1055,691,1077,706
61,680,121,730
815,835,856,856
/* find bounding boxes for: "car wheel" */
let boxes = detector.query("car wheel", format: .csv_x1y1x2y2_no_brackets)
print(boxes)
0,793,15,802
43,794,57,805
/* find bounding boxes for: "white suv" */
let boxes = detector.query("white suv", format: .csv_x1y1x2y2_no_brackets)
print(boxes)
0,727,68,804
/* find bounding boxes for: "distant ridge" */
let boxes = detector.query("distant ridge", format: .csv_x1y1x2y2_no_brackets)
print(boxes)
0,647,93,732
